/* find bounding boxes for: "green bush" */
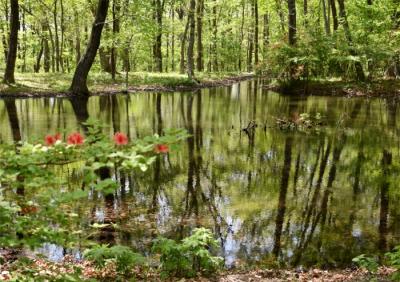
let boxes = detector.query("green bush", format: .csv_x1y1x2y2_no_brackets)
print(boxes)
152,228,223,279
84,245,146,274
386,246,400,281
352,254,379,274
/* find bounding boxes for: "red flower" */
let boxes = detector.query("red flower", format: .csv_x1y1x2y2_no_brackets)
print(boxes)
113,132,129,146
67,132,84,145
45,133,62,146
154,144,169,154
45,134,57,146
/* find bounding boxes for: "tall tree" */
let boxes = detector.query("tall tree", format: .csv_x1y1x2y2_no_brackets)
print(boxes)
196,0,204,71
288,0,297,46
70,0,110,95
187,0,196,80
153,0,164,72
3,0,19,84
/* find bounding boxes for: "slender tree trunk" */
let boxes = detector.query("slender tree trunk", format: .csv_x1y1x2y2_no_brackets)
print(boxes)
254,0,259,67
111,0,120,80
247,1,254,72
180,15,189,74
238,2,245,71
276,0,286,32
153,0,163,72
70,0,110,95
171,4,175,71
43,24,51,72
3,0,19,84
196,0,204,72
34,40,44,73
1,2,9,64
337,0,365,81
212,0,218,72
54,0,60,72
187,0,196,80
21,9,27,72
288,0,297,46
74,10,81,64
322,0,331,35
60,0,65,72
263,12,270,57
304,0,308,26
330,0,339,31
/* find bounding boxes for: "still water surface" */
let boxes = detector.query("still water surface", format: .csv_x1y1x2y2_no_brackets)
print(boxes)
1,81,399,268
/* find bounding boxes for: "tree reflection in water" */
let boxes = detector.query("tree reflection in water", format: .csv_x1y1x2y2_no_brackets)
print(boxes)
0,81,399,267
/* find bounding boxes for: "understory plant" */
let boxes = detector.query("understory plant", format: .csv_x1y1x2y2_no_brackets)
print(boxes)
84,244,146,275
353,246,400,281
0,118,188,253
152,228,223,279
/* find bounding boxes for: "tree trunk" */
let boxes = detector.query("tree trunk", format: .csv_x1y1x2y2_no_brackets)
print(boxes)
288,0,297,46
263,12,270,57
238,2,245,70
34,39,44,73
276,0,286,32
337,0,365,81
322,0,331,35
111,0,120,80
54,0,60,72
330,0,339,31
153,0,163,72
196,0,204,72
247,1,254,72
60,0,65,72
254,0,259,67
212,0,218,72
304,0,308,26
187,0,196,80
180,15,189,74
3,0,19,84
74,10,81,65
43,24,51,72
70,0,110,95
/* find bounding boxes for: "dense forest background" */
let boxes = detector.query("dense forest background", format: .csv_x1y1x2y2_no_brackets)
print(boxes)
0,0,399,89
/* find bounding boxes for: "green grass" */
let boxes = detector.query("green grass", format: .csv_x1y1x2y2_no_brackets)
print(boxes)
0,71,251,96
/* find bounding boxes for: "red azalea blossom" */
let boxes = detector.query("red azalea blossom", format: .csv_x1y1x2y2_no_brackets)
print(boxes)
45,134,57,146
67,132,84,145
113,132,129,146
154,144,169,154
54,133,62,141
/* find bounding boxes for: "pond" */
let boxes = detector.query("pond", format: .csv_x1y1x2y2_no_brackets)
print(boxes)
1,80,399,269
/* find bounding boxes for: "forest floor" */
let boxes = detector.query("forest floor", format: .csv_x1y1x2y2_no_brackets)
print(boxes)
0,72,254,98
0,253,396,282
265,78,400,98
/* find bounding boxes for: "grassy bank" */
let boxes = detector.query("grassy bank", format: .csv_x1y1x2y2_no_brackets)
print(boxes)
0,72,253,98
265,78,400,98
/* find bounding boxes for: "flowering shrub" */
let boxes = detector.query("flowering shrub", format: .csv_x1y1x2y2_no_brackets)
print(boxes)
0,119,189,251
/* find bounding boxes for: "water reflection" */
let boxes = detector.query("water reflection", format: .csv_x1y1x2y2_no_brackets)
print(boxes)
1,81,399,268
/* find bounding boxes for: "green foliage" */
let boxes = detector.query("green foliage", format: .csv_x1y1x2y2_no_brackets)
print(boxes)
0,119,187,253
352,254,379,274
386,246,400,281
152,228,223,279
84,245,146,274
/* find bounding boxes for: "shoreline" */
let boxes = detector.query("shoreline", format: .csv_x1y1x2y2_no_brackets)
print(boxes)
264,79,400,98
0,74,254,99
